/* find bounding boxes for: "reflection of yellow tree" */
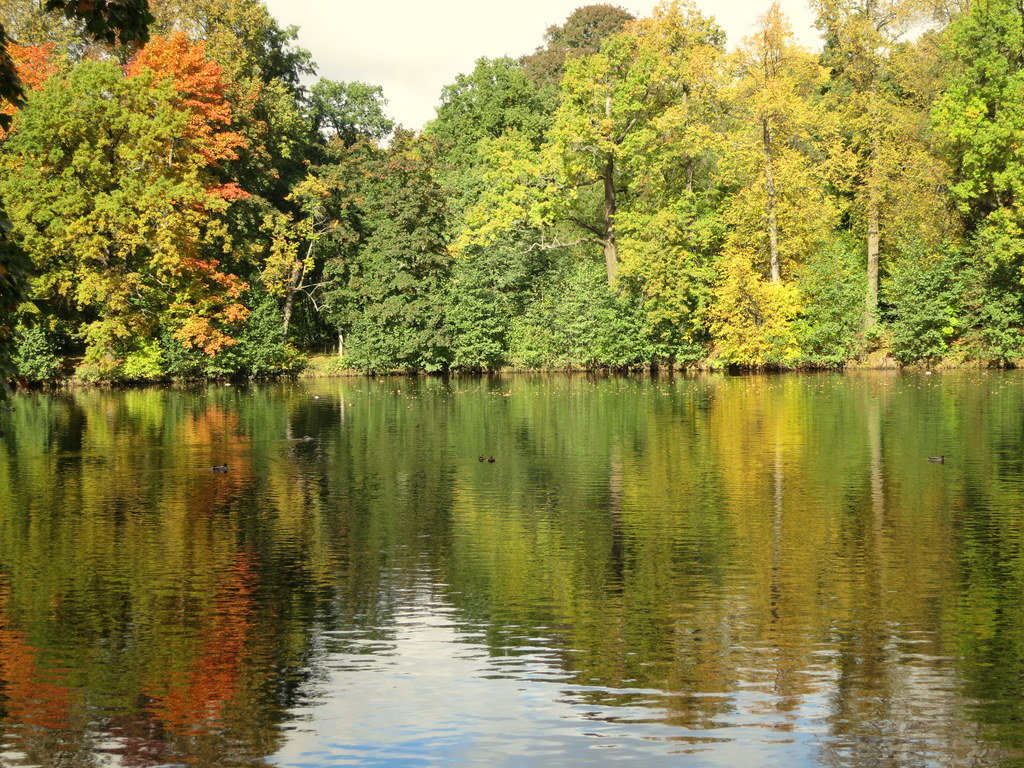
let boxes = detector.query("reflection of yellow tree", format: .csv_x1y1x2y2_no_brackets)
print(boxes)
439,373,1020,761
706,376,825,708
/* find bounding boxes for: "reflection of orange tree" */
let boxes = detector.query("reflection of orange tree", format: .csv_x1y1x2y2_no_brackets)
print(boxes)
182,405,250,476
0,583,74,733
148,552,256,736
102,553,260,767
0,389,322,765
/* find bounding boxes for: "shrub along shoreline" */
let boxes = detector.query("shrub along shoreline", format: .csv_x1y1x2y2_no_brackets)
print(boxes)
11,349,1017,391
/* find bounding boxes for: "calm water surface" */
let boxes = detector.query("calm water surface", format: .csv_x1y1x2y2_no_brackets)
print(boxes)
1,372,1023,767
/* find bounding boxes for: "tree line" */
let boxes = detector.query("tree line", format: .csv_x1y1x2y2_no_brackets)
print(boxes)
0,0,1021,381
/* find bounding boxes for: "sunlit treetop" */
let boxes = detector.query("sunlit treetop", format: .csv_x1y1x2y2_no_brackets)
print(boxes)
521,4,635,90
126,32,247,166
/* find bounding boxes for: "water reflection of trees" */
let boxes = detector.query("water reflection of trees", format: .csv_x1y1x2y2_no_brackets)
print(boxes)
442,374,1024,764
0,375,1022,764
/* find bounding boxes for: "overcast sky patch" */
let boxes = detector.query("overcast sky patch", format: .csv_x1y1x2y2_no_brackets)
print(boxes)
263,0,821,130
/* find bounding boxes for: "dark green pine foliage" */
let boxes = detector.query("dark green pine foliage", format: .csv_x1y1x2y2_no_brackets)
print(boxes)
339,131,451,373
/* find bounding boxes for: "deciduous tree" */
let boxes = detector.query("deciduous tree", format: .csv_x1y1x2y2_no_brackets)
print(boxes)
1,59,249,374
811,0,929,327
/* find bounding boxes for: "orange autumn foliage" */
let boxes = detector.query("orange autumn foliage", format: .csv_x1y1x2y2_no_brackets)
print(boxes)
0,44,58,139
125,34,253,355
126,33,247,166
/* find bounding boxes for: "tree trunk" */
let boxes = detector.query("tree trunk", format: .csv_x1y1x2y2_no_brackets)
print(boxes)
338,331,345,358
865,90,881,329
602,152,618,284
866,197,880,328
282,241,314,336
282,259,304,336
762,119,781,283
602,95,618,285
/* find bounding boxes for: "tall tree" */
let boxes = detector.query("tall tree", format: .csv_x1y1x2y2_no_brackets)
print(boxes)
150,0,327,344
811,0,927,328
149,0,311,89
126,33,247,167
149,0,315,207
321,131,451,372
709,3,837,364
0,0,152,390
932,0,1024,360
727,3,834,284
261,81,392,338
462,2,725,286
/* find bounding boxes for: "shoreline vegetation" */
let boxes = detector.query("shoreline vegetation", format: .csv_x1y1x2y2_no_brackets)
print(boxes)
3,1,1024,387
13,350,1019,392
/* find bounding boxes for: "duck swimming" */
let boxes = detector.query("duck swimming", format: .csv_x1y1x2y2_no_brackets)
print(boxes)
926,456,945,463
211,464,229,472
478,455,485,462
487,456,495,463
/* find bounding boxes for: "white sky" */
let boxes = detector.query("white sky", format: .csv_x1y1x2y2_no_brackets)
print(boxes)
262,0,821,130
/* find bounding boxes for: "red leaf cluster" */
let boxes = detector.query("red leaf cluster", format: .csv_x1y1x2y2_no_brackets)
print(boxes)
126,33,247,165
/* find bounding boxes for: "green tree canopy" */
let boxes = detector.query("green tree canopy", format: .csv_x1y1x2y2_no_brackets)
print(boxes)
307,79,393,146
1,59,249,375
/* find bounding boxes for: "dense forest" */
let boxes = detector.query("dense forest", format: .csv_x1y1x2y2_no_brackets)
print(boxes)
0,0,1020,382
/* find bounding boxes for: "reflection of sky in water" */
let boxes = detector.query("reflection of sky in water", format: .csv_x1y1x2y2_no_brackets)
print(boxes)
273,591,832,767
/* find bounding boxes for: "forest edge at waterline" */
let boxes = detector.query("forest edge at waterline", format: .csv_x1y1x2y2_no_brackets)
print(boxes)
4,1,1024,388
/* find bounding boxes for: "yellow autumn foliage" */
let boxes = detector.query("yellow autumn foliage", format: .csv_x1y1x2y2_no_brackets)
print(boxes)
710,248,803,365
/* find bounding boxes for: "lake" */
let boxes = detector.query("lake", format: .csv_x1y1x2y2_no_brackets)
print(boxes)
0,372,1023,767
